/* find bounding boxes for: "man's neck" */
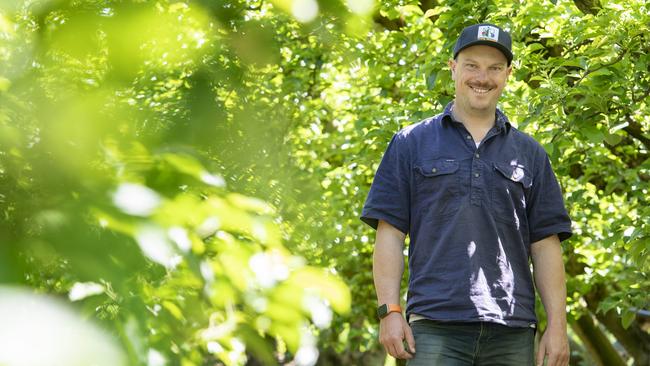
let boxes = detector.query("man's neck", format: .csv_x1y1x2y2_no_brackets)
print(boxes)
451,104,497,143
451,105,496,129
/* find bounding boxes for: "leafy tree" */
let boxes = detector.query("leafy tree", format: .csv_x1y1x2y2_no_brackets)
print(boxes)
0,1,351,365
0,0,648,365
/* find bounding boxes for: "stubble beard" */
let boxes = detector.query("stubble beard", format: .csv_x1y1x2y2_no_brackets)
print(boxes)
464,81,500,115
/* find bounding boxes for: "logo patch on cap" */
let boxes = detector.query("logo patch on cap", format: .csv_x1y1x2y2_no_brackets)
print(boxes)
477,25,499,42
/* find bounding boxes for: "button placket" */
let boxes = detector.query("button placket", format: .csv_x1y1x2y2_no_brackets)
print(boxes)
464,134,474,149
470,159,483,206
472,159,481,178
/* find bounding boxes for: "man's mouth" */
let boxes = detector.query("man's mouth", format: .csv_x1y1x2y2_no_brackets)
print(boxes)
469,85,493,94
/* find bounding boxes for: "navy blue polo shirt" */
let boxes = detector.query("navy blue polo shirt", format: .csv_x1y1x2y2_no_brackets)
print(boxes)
361,102,572,328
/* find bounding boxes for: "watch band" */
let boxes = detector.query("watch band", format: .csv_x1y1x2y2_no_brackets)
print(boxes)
377,304,402,319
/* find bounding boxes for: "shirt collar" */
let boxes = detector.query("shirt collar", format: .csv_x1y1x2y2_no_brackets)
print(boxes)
441,101,511,133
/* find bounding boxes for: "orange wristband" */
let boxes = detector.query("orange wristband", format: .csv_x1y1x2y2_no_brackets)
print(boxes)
377,304,402,319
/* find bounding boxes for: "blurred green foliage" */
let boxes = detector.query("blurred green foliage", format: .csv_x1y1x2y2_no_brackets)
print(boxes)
0,0,648,365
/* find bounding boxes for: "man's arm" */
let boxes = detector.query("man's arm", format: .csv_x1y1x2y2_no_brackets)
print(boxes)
373,220,415,360
531,234,569,366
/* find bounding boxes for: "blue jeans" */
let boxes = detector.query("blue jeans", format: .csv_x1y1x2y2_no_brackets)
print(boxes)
407,320,535,365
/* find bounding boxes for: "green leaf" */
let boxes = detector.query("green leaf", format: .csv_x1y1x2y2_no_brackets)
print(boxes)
236,324,276,365
162,153,205,178
621,310,635,329
162,300,184,321
423,6,449,18
526,43,545,52
581,125,604,143
544,142,556,158
0,76,11,91
379,7,400,19
426,72,437,90
289,268,351,314
604,133,622,145
628,239,647,266
399,5,423,16
597,298,619,314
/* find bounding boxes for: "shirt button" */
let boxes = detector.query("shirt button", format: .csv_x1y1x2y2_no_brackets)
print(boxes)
466,135,472,140
431,168,437,173
475,153,480,158
474,173,480,178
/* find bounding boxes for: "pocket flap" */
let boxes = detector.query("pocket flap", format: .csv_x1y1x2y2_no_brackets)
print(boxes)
493,162,532,188
415,159,459,177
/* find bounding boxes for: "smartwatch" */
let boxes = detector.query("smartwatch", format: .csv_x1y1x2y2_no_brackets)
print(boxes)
377,304,402,319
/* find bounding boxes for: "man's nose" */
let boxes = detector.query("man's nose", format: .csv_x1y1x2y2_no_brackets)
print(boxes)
475,69,488,82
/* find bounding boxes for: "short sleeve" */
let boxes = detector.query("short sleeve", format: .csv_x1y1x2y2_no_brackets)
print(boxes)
527,149,572,243
360,133,410,235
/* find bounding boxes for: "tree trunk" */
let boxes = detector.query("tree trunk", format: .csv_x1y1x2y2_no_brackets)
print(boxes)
583,283,650,365
591,310,650,366
571,313,627,366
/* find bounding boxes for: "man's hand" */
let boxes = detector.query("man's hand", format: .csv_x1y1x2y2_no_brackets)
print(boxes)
536,325,569,366
379,312,415,360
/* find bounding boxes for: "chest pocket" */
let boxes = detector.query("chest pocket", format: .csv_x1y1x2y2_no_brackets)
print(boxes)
491,162,533,228
414,159,461,218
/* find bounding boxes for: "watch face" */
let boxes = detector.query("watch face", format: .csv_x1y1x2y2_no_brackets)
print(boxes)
377,304,388,318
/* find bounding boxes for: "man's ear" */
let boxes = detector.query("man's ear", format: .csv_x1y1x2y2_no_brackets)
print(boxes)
448,59,456,80
506,64,513,78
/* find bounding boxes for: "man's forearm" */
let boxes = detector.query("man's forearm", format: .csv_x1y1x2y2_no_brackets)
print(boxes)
531,234,567,328
373,220,407,305
373,220,415,360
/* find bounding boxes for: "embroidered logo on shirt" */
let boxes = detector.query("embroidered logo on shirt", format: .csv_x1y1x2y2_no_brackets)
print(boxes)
509,160,525,182
477,26,499,42
511,167,525,182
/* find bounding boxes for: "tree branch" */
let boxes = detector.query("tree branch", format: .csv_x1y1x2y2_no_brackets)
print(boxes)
623,114,650,150
574,48,628,86
372,14,405,31
573,0,602,15
418,0,438,23
633,85,650,104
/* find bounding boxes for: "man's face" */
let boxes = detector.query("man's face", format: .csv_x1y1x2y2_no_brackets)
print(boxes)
449,45,512,116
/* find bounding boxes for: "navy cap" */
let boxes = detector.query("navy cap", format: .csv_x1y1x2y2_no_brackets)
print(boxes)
453,23,513,64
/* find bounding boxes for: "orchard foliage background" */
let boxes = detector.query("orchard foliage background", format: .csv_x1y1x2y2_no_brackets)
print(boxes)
0,0,648,365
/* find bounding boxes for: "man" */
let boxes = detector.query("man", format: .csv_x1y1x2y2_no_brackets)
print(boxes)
361,23,572,366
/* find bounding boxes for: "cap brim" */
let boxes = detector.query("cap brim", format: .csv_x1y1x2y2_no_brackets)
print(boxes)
455,40,513,63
